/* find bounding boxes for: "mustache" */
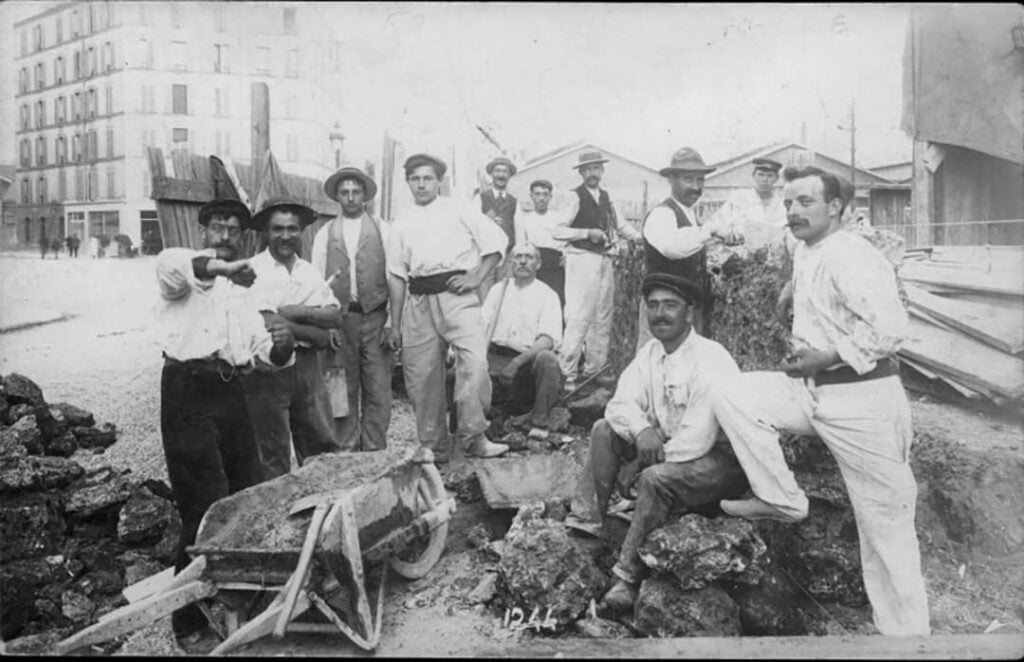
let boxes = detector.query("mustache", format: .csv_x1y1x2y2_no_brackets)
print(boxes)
650,317,672,325
683,188,702,197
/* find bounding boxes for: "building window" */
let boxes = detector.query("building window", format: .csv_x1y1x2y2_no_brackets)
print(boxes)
20,104,29,130
18,67,28,93
21,178,31,204
87,88,98,118
88,47,97,76
58,170,67,201
283,7,296,34
105,85,113,114
19,140,30,167
214,43,229,73
74,170,83,200
73,92,82,120
54,56,65,84
106,128,114,157
286,49,299,77
71,9,79,37
34,62,45,90
38,176,47,203
72,134,81,162
171,40,187,71
171,84,188,114
36,137,46,165
21,29,28,56
35,100,45,128
136,38,152,68
103,42,113,72
107,168,116,198
172,128,189,144
87,3,95,33
254,46,270,74
87,168,98,201
55,14,63,43
56,96,66,124
87,130,98,161
74,51,81,79
57,136,67,164
33,24,44,51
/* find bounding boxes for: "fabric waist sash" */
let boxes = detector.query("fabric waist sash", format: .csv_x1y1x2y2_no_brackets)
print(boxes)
408,270,467,295
348,300,388,314
812,357,897,386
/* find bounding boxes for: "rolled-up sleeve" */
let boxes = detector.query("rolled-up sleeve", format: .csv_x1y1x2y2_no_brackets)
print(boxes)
604,353,655,442
831,249,908,374
464,206,508,261
156,248,215,301
643,206,712,259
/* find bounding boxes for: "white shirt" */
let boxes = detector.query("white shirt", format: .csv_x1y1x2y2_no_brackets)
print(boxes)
710,188,787,251
791,229,908,375
387,196,509,280
310,214,384,304
551,186,641,254
154,248,290,369
642,197,716,259
605,331,740,463
514,209,567,253
247,249,340,349
480,278,563,353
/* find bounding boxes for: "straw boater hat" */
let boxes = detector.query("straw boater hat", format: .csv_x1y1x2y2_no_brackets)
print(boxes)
751,157,783,173
403,153,448,178
485,156,517,177
250,196,317,232
573,150,610,170
198,199,252,230
641,272,705,305
323,166,378,202
658,147,717,177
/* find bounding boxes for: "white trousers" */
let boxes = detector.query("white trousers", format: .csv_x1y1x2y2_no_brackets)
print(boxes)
712,372,930,636
560,251,615,377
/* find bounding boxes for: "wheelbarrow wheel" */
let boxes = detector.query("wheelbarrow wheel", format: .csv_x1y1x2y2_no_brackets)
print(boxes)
389,463,449,579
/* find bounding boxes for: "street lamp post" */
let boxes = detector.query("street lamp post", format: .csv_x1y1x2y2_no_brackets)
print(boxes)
329,124,345,169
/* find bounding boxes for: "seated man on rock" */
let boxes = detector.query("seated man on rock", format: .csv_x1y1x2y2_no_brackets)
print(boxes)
565,272,749,613
480,242,564,430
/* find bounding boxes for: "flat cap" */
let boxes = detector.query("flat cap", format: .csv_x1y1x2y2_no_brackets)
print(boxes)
641,272,705,304
404,153,447,178
752,157,783,172
198,199,252,230
529,179,553,191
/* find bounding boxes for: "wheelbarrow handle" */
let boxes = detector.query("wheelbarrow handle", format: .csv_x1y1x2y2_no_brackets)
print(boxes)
274,501,332,640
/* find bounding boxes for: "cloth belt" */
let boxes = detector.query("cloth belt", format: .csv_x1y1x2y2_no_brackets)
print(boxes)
812,357,897,386
162,354,246,381
408,270,466,296
348,300,388,314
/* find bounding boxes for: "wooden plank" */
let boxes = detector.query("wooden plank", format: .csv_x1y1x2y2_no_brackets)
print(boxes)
901,318,1024,399
900,261,1024,297
121,566,174,604
251,82,270,189
151,176,215,204
474,633,1024,659
906,284,1024,354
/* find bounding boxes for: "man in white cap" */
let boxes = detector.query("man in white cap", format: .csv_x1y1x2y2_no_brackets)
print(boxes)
552,151,642,389
475,155,519,299
708,156,787,256
312,166,394,452
514,179,567,309
387,153,510,461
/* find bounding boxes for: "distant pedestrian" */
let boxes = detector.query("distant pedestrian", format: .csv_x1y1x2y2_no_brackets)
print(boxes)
66,235,74,256
39,234,49,259
50,236,62,258
88,236,99,259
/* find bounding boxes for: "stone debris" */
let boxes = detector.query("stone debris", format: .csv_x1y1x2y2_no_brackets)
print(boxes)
3,373,46,408
59,587,96,623
117,487,178,544
0,491,67,563
65,474,139,517
44,431,79,458
4,415,44,455
51,402,96,429
72,423,119,450
467,523,494,550
546,407,571,433
724,563,809,636
566,388,612,429
639,514,768,590
3,403,34,426
466,572,499,605
573,614,633,638
633,577,741,637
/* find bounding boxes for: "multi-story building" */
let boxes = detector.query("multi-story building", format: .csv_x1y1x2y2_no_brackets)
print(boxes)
7,1,345,253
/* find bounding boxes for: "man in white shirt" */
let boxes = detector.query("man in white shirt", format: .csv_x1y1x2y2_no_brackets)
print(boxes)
155,199,295,639
312,166,394,452
712,166,930,636
552,151,643,388
243,197,344,480
565,272,748,614
481,242,564,429
709,157,787,255
514,179,566,308
387,153,511,461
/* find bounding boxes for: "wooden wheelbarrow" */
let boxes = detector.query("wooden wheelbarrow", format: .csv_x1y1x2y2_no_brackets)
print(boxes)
54,447,455,655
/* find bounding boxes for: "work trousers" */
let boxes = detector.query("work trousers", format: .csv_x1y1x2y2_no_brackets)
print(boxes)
331,308,392,451
401,290,491,456
712,372,930,636
242,349,340,481
537,247,566,311
160,360,263,634
572,419,748,582
488,346,564,424
560,251,615,377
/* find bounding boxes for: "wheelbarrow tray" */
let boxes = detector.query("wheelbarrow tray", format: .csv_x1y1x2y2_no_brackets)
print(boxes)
189,449,423,585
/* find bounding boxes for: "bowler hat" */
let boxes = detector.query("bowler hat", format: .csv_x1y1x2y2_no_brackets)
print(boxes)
323,166,378,202
250,196,317,232
641,272,705,305
752,157,783,173
404,153,448,178
485,156,517,177
198,199,252,230
573,150,610,170
659,147,717,177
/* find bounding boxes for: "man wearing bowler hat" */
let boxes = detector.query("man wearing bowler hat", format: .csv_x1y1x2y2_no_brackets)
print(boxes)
475,156,519,299
565,272,748,614
640,147,739,343
312,166,395,452
387,153,510,461
243,196,345,480
709,156,787,255
155,198,296,639
552,150,642,389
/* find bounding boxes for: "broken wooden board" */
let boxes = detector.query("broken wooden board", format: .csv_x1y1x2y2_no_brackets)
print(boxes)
900,261,1024,297
474,454,583,509
901,318,1024,400
906,284,1024,354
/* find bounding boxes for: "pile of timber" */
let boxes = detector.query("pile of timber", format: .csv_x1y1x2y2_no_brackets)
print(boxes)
898,245,1024,406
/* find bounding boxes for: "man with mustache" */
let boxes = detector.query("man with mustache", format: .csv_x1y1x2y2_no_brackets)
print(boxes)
712,166,930,636
514,179,567,309
155,199,296,640
481,242,564,430
475,156,519,299
387,153,511,461
552,151,642,390
243,196,344,480
565,272,748,614
312,166,394,452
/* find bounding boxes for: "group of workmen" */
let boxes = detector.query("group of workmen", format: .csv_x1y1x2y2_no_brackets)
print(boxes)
155,145,930,640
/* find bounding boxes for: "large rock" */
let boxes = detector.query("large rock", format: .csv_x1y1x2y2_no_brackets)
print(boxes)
498,502,608,628
65,473,138,517
573,615,633,638
44,431,79,458
0,558,65,639
633,577,741,637
567,388,612,429
724,563,809,635
3,373,46,407
34,405,68,442
638,514,767,590
2,415,44,455
71,423,118,450
51,402,96,428
60,588,95,623
0,491,67,563
0,455,85,494
4,402,34,426
117,487,177,544
0,392,8,423
782,434,850,508
0,427,29,459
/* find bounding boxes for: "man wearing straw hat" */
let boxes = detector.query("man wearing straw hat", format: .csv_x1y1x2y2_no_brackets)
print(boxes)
552,150,642,390
475,155,519,299
312,166,395,452
387,153,511,461
243,196,344,480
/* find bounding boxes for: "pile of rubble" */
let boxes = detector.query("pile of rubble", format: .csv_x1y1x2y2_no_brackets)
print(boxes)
0,373,179,648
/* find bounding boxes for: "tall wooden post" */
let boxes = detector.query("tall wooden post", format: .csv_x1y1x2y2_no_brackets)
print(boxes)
365,161,376,216
251,82,270,191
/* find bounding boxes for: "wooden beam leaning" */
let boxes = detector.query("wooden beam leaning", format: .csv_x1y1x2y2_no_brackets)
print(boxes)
150,176,216,204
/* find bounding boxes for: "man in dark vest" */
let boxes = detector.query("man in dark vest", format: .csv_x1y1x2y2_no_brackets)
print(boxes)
475,156,519,300
312,166,394,451
552,150,641,389
639,147,739,343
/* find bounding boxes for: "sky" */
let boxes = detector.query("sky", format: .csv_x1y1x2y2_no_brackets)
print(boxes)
322,2,914,171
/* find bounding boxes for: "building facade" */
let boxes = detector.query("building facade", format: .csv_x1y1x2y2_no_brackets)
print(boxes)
6,1,345,252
